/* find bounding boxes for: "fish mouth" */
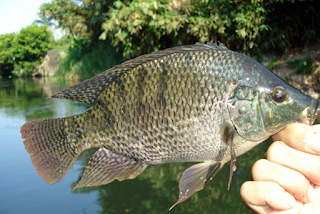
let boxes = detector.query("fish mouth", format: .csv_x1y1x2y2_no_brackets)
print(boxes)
308,99,320,125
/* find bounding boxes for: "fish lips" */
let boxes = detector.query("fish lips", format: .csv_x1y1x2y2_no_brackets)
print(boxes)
313,99,320,124
305,99,320,125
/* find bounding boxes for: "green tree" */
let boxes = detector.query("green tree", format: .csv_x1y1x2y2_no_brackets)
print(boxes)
38,0,124,80
100,0,319,57
0,33,16,76
13,25,53,76
38,0,319,79
34,13,56,29
263,0,320,52
99,0,271,57
39,0,116,46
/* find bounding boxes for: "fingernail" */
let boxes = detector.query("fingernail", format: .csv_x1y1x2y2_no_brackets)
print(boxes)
305,131,320,153
307,185,316,202
284,192,296,208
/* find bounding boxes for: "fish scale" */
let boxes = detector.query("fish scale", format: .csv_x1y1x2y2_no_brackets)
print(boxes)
21,42,320,209
86,56,232,163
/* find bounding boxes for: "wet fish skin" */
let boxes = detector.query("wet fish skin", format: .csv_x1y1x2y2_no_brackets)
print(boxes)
21,42,320,208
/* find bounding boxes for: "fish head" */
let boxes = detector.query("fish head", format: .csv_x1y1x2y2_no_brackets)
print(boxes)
258,83,320,135
228,73,320,142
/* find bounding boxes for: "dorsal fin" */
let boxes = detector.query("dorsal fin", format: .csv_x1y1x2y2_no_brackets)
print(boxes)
194,41,228,50
51,42,229,104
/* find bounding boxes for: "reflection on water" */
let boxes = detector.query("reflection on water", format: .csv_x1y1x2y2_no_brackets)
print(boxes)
0,77,275,214
0,78,97,214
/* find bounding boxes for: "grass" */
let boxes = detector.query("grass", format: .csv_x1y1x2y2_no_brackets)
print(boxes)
268,57,279,70
54,41,124,81
287,55,315,75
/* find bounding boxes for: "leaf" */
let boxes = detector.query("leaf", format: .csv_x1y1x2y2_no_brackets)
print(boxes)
236,28,247,38
99,32,106,40
113,0,123,9
249,41,254,49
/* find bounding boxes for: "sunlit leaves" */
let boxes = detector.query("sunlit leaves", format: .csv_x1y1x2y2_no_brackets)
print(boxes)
113,0,123,9
12,25,53,76
35,0,319,61
100,0,277,57
39,0,115,45
0,33,16,75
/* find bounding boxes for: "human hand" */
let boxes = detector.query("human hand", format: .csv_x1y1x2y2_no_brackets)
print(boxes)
240,123,320,214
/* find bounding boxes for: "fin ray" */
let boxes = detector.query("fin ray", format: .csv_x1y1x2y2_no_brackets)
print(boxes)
221,123,237,190
21,118,81,184
74,148,147,188
170,162,224,210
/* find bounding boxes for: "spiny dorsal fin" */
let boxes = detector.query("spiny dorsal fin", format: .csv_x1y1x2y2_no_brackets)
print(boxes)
194,41,228,50
51,42,229,104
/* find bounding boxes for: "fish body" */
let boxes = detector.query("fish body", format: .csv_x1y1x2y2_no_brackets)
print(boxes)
21,43,320,208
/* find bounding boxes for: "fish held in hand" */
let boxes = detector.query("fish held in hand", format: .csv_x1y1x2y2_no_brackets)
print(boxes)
21,42,320,209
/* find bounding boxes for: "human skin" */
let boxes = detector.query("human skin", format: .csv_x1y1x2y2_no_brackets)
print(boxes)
240,123,320,214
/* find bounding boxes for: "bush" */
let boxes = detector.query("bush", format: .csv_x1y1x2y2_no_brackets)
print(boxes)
12,24,53,76
0,33,16,76
56,40,124,81
100,0,320,57
288,55,315,74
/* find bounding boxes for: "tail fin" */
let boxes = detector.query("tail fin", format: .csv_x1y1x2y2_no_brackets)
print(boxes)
21,117,80,184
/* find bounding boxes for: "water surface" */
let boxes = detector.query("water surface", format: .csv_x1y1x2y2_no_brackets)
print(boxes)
0,78,278,214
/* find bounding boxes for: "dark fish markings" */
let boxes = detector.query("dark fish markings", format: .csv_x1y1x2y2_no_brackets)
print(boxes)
158,63,168,109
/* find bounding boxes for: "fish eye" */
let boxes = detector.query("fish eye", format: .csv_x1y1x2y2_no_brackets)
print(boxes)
272,86,287,102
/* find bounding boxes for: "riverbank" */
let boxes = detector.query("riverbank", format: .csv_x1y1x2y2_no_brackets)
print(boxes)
261,41,320,99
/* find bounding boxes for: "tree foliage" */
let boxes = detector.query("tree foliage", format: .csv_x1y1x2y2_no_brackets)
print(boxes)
39,0,114,46
263,0,320,52
12,25,53,76
38,0,319,58
33,0,320,79
0,33,16,76
1,0,318,77
101,0,319,57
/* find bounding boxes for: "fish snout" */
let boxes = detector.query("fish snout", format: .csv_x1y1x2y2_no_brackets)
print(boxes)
300,98,320,125
313,99,320,124
309,99,320,125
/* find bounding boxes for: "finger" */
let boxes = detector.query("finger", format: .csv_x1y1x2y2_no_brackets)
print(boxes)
271,202,303,214
267,141,320,187
252,159,312,202
272,123,320,155
240,181,296,213
297,185,320,214
312,124,320,131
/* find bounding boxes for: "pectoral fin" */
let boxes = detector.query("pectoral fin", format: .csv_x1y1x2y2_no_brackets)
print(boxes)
170,162,223,210
228,141,237,190
74,148,147,189
222,123,237,190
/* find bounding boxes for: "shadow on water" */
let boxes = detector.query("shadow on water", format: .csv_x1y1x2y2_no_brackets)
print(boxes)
0,77,293,214
0,77,96,214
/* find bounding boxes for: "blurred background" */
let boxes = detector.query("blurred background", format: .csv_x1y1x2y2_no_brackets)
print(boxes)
0,0,320,213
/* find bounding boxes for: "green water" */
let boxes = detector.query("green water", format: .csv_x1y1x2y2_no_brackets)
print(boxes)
0,78,274,214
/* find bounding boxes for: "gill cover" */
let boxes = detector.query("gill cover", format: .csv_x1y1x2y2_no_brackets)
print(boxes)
227,85,269,141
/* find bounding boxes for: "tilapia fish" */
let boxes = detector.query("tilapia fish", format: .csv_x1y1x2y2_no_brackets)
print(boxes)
21,42,320,208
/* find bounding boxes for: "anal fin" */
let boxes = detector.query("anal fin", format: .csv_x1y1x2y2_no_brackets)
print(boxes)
74,148,147,189
170,161,223,210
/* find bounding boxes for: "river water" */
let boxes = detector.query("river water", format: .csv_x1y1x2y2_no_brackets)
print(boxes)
0,77,280,214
